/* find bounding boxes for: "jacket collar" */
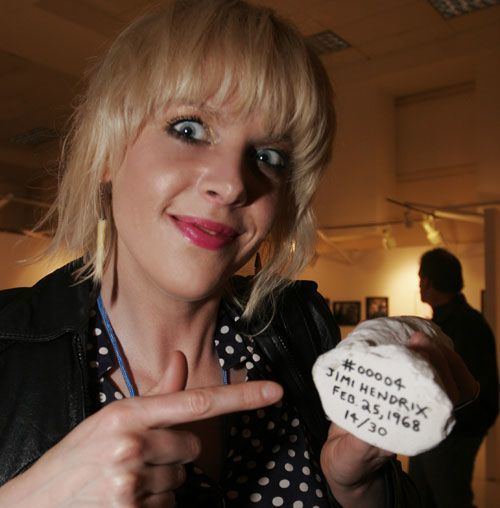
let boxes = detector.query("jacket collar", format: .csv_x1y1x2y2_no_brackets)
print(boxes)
0,260,93,340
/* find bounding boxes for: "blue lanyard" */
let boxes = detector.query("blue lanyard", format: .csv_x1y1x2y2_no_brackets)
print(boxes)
97,295,137,397
96,294,229,397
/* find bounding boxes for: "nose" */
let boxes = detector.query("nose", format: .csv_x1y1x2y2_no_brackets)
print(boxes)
197,151,248,207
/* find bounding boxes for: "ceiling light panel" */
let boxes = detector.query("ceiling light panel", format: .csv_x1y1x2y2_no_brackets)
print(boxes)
427,0,500,19
305,30,350,54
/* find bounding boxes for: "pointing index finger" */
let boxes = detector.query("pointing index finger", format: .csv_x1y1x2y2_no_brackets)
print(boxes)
130,380,283,429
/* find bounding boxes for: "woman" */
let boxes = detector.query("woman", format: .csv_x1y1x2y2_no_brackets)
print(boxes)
0,1,476,507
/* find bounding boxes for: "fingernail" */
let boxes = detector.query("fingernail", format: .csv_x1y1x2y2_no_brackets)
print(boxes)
262,382,283,401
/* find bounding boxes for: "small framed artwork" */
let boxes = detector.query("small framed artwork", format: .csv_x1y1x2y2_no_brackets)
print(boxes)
366,297,389,319
332,301,361,326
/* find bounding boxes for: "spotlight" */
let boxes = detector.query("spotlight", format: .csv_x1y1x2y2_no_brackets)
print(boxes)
421,215,443,245
382,227,397,250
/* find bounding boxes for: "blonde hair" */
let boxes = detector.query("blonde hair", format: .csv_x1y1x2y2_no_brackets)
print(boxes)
43,0,335,320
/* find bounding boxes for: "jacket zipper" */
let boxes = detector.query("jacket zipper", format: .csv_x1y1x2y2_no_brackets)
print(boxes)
73,331,91,419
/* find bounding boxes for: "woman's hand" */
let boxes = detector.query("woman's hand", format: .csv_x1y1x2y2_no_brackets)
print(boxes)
320,331,478,508
407,332,478,408
320,424,392,508
0,351,283,508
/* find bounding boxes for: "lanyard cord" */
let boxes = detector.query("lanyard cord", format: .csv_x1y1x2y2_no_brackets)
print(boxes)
96,294,229,398
97,294,137,397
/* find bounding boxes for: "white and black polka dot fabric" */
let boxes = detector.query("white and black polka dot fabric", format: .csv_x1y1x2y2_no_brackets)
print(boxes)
86,303,330,507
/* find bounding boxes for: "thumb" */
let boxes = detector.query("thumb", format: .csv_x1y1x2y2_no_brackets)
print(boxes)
145,350,188,396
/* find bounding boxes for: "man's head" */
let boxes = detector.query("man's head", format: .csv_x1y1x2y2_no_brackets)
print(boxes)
419,248,464,305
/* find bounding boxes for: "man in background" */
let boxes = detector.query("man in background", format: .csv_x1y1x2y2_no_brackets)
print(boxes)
409,248,499,508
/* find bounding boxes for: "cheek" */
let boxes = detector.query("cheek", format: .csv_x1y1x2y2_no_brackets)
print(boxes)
113,147,191,218
254,193,281,237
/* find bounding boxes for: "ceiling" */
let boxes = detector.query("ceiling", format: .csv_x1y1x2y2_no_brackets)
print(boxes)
1,0,500,234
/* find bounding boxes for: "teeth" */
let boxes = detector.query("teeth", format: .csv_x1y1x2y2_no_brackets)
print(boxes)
197,225,217,236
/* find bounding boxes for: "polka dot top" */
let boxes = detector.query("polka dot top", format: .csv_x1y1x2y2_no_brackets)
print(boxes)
86,303,331,507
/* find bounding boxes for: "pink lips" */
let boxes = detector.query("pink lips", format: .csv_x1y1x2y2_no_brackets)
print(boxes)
171,215,239,250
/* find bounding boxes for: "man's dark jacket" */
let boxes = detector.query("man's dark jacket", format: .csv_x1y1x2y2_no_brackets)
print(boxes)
433,293,499,436
0,262,418,506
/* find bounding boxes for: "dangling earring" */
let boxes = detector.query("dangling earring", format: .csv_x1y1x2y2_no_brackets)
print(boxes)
95,185,107,280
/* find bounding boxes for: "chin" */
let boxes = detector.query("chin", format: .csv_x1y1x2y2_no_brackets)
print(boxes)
153,262,236,303
122,235,255,303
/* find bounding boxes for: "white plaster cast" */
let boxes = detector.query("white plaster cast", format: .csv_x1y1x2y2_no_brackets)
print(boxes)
312,316,455,456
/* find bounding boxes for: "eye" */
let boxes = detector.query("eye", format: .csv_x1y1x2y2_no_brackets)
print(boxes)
255,148,286,170
168,117,209,143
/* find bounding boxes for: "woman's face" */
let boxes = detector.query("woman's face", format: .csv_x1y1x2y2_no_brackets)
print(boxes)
109,101,290,302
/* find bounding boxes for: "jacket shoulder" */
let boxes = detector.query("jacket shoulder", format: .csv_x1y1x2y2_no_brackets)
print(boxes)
0,287,28,312
455,300,495,340
0,261,92,341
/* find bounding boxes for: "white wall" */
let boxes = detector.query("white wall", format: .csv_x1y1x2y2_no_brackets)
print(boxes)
313,83,397,228
396,84,475,177
476,48,500,199
314,35,500,235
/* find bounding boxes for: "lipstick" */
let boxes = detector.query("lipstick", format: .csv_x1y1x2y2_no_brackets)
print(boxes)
170,215,239,250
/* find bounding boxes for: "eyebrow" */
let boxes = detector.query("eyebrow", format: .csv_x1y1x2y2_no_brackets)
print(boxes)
174,103,220,121
252,134,292,149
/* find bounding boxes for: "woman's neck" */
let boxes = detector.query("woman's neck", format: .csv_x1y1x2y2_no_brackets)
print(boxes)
99,256,222,393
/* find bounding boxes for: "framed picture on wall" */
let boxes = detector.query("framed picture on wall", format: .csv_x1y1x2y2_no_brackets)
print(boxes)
366,296,389,319
332,301,361,326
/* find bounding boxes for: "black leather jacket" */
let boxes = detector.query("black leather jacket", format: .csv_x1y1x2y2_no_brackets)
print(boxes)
0,262,419,506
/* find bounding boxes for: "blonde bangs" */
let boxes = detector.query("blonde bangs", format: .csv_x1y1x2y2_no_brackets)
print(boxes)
127,2,327,145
